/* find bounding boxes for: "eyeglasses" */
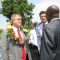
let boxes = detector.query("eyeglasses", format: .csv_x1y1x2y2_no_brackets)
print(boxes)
17,19,22,21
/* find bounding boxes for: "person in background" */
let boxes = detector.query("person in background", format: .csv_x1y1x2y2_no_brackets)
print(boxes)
29,22,40,60
0,25,9,60
36,11,48,36
36,11,48,53
40,5,60,60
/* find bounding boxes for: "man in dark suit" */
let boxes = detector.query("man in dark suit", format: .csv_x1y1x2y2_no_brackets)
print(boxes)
40,5,60,60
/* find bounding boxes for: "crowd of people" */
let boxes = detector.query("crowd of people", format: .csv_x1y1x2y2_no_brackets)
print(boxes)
0,5,60,60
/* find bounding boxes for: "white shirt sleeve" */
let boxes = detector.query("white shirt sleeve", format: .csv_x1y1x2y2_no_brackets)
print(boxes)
29,29,38,46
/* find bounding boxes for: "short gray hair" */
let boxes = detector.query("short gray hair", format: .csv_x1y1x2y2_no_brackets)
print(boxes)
11,13,22,21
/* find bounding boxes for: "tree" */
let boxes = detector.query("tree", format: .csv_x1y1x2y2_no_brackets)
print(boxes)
1,0,34,28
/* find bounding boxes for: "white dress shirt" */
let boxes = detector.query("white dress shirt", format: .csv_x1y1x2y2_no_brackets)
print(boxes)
12,26,24,39
29,29,38,47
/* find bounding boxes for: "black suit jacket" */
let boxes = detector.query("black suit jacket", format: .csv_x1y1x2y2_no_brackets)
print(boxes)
40,18,60,60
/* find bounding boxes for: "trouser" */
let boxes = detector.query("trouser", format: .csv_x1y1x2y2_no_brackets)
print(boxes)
29,44,40,60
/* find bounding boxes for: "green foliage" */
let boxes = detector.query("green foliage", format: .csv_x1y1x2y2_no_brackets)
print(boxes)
0,29,3,40
1,0,35,28
6,32,11,37
0,35,1,40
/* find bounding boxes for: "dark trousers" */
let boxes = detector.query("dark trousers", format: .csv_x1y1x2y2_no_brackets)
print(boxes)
29,44,40,60
26,53,29,60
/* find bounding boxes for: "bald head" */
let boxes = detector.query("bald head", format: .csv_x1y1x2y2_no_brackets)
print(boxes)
46,5,59,22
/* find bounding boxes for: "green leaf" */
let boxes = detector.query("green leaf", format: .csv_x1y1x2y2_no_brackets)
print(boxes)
1,0,35,29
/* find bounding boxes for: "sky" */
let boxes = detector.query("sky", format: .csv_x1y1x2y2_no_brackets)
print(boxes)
30,0,60,22
0,0,60,29
0,2,8,29
28,0,42,5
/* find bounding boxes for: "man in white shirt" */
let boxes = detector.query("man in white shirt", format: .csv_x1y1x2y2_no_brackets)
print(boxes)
29,22,40,60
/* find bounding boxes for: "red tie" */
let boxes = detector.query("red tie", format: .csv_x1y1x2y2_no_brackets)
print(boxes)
17,30,26,60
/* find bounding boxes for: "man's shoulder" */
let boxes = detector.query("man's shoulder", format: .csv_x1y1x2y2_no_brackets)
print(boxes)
45,19,60,31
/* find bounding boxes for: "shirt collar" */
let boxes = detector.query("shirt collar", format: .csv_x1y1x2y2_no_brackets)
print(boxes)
41,21,48,24
12,26,20,32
